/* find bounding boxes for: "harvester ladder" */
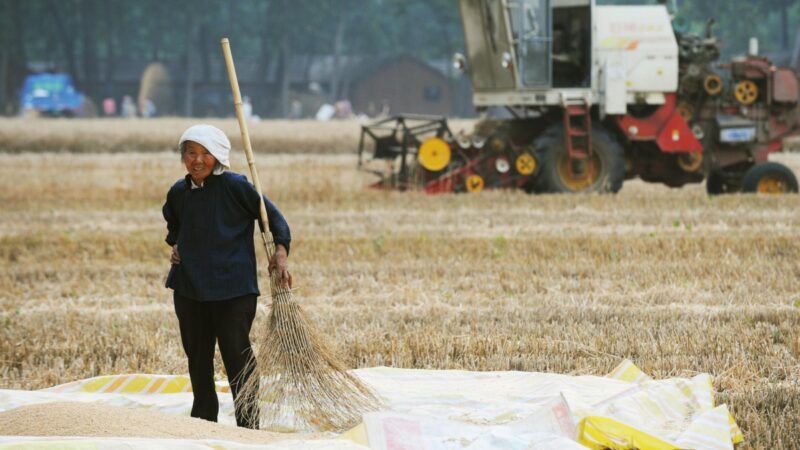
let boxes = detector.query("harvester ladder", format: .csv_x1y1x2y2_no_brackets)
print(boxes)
562,97,592,160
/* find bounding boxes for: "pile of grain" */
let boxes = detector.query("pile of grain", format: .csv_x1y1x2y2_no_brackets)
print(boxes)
0,402,314,445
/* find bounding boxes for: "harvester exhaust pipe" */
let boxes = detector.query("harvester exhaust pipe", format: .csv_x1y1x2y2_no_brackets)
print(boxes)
749,37,759,56
704,18,714,38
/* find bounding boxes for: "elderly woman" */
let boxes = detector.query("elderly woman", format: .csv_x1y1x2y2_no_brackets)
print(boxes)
163,124,291,429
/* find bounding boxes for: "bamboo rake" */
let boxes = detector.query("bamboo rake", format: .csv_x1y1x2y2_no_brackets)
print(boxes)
220,38,274,263
220,38,382,432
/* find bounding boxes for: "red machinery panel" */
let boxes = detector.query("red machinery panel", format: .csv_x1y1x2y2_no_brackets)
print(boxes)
773,68,799,104
616,94,703,153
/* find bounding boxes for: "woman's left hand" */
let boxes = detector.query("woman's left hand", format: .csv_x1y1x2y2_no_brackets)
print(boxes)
269,244,292,288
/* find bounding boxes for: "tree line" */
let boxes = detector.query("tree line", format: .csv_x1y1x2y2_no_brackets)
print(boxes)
0,0,796,117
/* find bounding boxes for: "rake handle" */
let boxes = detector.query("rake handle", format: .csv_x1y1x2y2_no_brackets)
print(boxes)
220,38,274,261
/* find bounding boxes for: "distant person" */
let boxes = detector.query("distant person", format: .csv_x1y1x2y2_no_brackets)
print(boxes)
315,103,336,121
242,96,253,120
366,101,377,118
289,99,303,120
121,95,137,118
142,98,156,118
163,124,292,429
241,96,260,121
334,100,352,119
102,97,117,116
380,99,390,117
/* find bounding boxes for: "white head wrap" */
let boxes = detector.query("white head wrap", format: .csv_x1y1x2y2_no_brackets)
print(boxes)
179,124,231,174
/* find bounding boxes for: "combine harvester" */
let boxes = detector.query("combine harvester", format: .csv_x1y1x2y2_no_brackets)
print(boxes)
358,0,800,194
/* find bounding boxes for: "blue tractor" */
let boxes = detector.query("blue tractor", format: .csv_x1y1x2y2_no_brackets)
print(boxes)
20,73,84,117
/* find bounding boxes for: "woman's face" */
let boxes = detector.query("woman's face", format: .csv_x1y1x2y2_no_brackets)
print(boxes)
183,141,217,184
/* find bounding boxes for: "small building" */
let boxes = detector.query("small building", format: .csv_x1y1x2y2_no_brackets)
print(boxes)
348,55,454,117
23,53,473,118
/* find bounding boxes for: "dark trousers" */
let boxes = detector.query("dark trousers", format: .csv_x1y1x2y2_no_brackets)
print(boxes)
173,292,259,428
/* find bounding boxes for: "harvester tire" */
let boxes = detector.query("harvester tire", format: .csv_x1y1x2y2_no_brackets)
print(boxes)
734,80,758,106
741,162,798,194
534,125,625,193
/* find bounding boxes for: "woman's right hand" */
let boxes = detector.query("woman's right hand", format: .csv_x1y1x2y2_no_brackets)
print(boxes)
170,245,181,265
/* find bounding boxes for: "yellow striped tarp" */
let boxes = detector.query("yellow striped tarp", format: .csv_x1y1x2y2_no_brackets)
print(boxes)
42,374,231,395
595,360,743,449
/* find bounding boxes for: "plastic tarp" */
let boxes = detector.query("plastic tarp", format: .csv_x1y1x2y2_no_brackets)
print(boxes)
0,361,742,449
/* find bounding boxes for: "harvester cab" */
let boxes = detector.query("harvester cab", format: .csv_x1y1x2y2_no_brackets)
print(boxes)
462,0,679,114
358,0,800,194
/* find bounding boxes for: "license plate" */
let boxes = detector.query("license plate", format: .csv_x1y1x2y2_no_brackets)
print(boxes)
720,127,756,143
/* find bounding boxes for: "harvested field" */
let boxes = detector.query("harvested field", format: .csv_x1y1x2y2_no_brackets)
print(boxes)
0,117,477,154
0,148,799,449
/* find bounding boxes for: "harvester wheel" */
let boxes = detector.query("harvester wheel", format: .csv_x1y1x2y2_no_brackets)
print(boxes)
418,137,451,171
465,174,485,193
741,162,798,194
677,151,703,173
535,125,625,193
495,157,511,174
515,153,537,176
734,80,758,105
703,74,722,96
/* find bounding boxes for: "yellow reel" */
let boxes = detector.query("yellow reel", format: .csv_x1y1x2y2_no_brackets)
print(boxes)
418,137,451,172
515,153,536,175
465,174,484,193
734,80,758,105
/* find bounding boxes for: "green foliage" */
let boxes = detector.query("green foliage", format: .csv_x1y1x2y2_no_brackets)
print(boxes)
8,0,799,67
3,0,796,115
372,232,386,256
491,235,507,259
13,0,466,67
672,0,799,57
10,0,795,77
599,0,799,58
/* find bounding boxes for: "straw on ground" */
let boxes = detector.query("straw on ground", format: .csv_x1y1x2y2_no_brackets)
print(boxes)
0,151,798,449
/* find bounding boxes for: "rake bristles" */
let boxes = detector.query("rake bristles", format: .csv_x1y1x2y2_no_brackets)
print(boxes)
238,240,383,432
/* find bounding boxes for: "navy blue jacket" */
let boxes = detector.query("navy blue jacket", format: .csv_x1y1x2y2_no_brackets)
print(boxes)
162,172,291,302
